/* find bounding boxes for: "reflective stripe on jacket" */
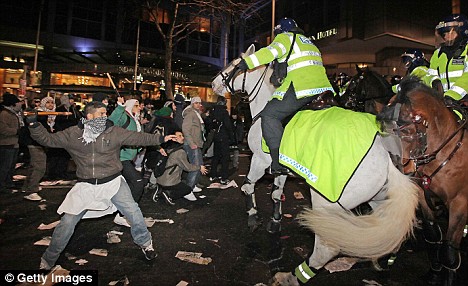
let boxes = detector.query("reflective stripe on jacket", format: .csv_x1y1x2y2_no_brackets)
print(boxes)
244,32,334,100
428,44,468,100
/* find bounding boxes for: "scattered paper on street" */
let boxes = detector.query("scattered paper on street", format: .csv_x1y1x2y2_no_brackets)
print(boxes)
40,180,60,186
38,204,47,210
175,251,212,265
207,180,238,189
176,208,189,214
293,191,304,200
41,265,70,286
283,213,293,218
15,163,24,169
75,259,88,265
107,232,121,244
206,239,219,243
362,279,383,286
65,253,77,260
198,195,206,199
13,174,26,181
176,281,189,286
89,248,108,257
144,217,156,227
109,230,123,235
34,236,51,246
324,257,360,273
108,276,129,286
37,220,60,230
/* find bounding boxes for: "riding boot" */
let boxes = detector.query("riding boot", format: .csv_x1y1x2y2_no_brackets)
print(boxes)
270,148,288,175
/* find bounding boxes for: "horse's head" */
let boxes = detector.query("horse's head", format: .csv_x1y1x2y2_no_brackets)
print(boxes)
341,67,393,114
212,44,256,96
377,77,442,160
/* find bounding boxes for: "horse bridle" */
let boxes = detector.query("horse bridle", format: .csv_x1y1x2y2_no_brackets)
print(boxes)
392,102,467,190
218,60,269,104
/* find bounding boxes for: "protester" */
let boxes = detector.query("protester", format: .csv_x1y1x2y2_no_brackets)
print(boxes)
109,97,146,227
207,96,235,184
155,130,208,204
26,101,176,270
0,93,23,193
181,96,205,195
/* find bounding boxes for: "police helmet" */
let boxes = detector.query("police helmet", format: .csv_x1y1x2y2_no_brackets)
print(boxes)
400,49,428,73
274,18,300,35
435,14,468,47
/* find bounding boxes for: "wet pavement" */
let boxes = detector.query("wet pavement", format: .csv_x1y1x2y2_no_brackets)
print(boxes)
0,150,467,286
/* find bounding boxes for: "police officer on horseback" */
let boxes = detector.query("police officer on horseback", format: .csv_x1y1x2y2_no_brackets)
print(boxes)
392,49,441,93
237,17,334,175
429,14,468,102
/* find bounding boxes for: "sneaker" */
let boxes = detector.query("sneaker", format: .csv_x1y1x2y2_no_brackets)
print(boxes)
24,192,42,201
193,186,203,193
151,185,162,203
114,213,131,227
141,241,157,260
161,191,175,206
220,179,230,185
183,192,197,201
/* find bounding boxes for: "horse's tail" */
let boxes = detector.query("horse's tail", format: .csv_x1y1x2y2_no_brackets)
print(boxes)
298,163,419,259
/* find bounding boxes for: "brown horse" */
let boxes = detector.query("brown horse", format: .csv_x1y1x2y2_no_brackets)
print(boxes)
378,76,468,285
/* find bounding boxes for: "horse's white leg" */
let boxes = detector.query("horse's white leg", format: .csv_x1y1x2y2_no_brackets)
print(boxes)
242,120,272,231
267,175,287,233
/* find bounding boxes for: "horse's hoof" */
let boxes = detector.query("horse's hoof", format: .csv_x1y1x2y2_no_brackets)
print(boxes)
267,220,281,234
271,272,300,286
248,215,263,232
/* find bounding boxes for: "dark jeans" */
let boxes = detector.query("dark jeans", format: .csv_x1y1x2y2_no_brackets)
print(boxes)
46,148,70,179
122,160,145,203
260,84,316,150
161,182,192,200
209,139,230,180
0,147,18,191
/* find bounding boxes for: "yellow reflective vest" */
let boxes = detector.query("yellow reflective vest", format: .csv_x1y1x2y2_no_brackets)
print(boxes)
243,32,334,100
391,66,440,93
428,44,468,100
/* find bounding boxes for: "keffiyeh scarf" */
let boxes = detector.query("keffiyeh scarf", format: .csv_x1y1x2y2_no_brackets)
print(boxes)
81,116,108,145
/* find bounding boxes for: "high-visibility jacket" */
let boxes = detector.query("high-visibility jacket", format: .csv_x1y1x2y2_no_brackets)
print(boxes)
391,66,440,93
243,32,334,100
428,43,468,100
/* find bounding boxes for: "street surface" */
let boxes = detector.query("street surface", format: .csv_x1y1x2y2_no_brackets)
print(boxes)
0,150,466,285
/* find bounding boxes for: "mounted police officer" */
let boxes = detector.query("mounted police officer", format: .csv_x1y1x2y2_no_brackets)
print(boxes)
392,49,441,93
429,14,468,102
238,17,334,175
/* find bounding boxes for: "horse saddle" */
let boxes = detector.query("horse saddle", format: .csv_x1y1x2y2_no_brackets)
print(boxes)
301,91,339,111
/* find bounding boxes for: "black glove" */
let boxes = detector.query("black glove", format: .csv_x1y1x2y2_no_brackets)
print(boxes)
25,111,38,126
237,59,248,71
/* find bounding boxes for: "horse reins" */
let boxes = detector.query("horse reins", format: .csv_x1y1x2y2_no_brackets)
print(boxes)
395,102,467,211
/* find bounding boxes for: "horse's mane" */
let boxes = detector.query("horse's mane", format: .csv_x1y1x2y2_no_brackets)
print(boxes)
396,76,443,104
